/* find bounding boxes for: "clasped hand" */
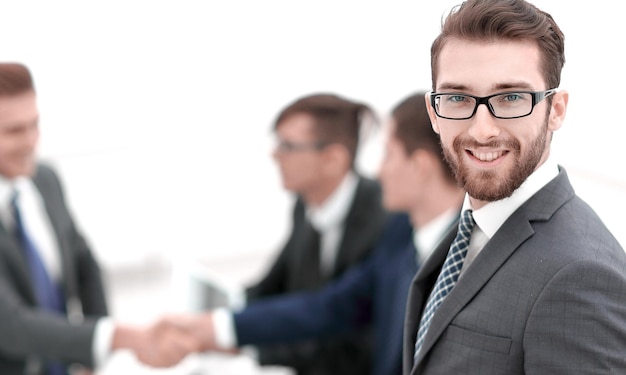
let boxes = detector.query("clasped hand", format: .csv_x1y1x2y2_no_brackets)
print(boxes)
118,312,233,368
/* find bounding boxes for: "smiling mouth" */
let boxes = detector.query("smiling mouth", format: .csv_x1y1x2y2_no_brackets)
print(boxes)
468,150,508,162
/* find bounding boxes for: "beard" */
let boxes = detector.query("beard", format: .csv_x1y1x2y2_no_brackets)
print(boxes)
442,118,549,202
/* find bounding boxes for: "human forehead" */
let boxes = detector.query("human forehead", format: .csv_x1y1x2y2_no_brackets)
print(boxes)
275,112,317,140
435,38,546,95
0,91,38,127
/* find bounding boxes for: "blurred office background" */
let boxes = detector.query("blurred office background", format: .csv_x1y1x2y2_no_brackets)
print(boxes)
1,0,625,371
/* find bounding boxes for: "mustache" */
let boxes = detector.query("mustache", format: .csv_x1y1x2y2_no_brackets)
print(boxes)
453,137,520,152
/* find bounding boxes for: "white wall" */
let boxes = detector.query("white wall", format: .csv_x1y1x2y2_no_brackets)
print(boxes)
1,0,624,270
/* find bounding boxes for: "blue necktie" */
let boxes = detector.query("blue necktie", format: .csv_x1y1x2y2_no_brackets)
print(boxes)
12,192,67,375
414,210,475,361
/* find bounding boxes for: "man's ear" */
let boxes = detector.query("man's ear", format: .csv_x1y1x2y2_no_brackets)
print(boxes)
548,90,568,132
425,92,441,134
323,143,351,175
410,149,436,178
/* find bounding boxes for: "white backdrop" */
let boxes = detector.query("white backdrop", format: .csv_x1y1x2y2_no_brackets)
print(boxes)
1,0,624,269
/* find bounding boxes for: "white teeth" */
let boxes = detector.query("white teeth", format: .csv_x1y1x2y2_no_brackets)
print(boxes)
473,151,502,161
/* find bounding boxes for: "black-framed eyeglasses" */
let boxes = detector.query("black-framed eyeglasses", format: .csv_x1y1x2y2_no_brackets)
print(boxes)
274,139,331,153
429,89,557,120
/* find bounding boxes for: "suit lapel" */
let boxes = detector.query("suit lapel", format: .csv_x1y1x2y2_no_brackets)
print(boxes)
333,177,382,276
409,168,576,372
414,217,534,365
31,167,77,306
0,218,38,304
403,224,457,373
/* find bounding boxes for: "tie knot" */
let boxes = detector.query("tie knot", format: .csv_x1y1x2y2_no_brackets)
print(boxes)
10,189,22,217
459,209,475,236
10,189,18,204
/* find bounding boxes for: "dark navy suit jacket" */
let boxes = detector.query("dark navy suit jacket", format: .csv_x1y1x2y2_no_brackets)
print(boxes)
235,213,416,375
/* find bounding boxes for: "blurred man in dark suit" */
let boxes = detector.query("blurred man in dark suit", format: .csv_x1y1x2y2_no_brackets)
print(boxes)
244,93,388,375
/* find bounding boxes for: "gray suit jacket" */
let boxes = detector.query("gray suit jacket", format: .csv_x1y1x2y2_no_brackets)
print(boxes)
403,167,626,374
0,163,108,375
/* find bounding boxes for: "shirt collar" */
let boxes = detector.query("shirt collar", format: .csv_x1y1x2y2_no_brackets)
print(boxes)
414,207,459,265
0,174,31,226
0,175,14,206
307,171,359,232
462,156,559,238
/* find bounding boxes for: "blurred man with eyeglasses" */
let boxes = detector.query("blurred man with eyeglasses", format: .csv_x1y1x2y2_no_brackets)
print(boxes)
245,93,388,375
403,0,626,374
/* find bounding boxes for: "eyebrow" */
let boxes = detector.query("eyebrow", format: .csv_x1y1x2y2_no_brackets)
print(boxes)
436,81,536,92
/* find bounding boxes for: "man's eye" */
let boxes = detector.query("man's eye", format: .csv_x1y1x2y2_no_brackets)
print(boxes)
502,93,523,102
448,95,467,103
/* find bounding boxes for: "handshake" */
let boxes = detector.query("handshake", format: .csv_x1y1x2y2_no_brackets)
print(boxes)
113,312,228,368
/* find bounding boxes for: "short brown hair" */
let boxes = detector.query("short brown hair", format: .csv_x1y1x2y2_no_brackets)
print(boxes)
0,63,35,96
274,93,377,167
430,0,565,90
391,92,455,184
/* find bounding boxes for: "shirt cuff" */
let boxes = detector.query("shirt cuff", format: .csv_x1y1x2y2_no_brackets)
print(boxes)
212,308,238,349
93,317,115,368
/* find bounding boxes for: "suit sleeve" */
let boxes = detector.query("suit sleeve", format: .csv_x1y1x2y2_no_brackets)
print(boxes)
235,251,377,346
238,212,411,346
0,259,99,366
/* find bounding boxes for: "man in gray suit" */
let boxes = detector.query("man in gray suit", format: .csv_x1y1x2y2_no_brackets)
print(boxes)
0,63,198,374
404,0,626,374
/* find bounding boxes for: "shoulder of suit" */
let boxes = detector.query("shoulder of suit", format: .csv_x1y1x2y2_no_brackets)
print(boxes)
383,213,412,237
354,175,383,200
31,162,63,194
375,213,413,252
356,174,380,187
34,162,58,179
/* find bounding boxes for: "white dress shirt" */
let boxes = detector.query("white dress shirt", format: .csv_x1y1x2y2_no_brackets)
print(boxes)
414,208,459,266
460,157,560,276
0,176,62,282
307,171,359,276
